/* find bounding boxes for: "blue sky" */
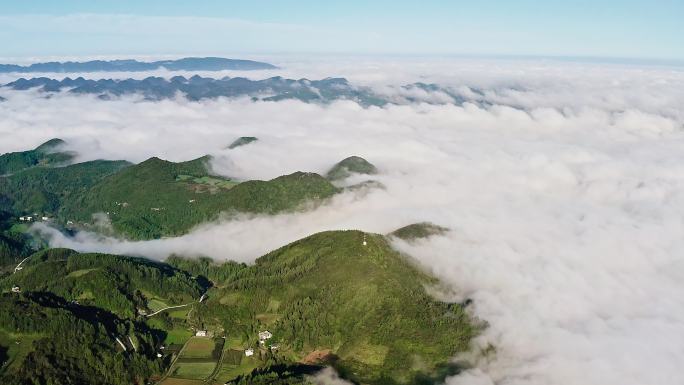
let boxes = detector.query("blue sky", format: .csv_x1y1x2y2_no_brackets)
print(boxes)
1,0,682,60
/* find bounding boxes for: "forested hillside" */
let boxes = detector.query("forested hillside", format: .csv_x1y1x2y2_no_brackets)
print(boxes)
191,230,480,384
60,157,340,239
0,292,162,385
0,159,130,215
0,229,479,385
2,248,204,318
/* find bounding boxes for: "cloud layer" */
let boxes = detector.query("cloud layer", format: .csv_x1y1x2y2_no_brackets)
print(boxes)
2,59,684,385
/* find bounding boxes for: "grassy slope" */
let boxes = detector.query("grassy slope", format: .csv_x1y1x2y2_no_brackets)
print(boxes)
62,156,340,239
196,230,479,384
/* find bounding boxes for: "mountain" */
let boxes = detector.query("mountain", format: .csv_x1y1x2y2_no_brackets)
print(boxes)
0,141,343,240
227,136,259,149
390,222,450,241
326,156,378,181
59,156,340,239
0,57,277,73
192,230,480,385
0,138,75,175
0,230,480,385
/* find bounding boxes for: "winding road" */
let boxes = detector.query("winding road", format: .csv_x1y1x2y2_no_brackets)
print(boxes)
146,293,206,317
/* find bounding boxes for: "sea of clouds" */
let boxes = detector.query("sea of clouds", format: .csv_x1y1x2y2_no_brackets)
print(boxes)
1,57,684,385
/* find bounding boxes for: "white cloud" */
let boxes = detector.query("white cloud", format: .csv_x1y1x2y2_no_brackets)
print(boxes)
308,367,355,385
3,59,684,385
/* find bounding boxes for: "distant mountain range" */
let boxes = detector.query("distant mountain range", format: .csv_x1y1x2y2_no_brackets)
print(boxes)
0,57,277,73
2,75,476,106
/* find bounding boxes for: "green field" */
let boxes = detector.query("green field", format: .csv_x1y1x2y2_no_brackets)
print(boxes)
170,362,217,380
158,378,204,385
177,174,239,191
168,307,191,319
0,331,43,372
182,337,216,359
146,298,169,312
165,328,193,346
166,337,223,381
214,351,259,384
66,268,98,278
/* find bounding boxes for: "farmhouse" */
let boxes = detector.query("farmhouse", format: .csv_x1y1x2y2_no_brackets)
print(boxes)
11,286,20,293
195,330,208,337
258,330,273,341
244,348,254,357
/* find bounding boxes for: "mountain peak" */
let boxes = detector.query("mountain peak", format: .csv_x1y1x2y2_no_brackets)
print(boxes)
326,155,378,180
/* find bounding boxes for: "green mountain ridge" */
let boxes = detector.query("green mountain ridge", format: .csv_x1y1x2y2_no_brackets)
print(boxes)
60,156,340,239
1,142,385,242
0,138,76,175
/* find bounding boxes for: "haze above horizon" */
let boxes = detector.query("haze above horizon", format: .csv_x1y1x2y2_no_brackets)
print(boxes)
1,0,682,62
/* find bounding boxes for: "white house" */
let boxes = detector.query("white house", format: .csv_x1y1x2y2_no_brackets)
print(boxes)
157,353,163,358
244,348,254,357
258,331,273,341
195,330,207,337
41,216,49,221
11,286,20,293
